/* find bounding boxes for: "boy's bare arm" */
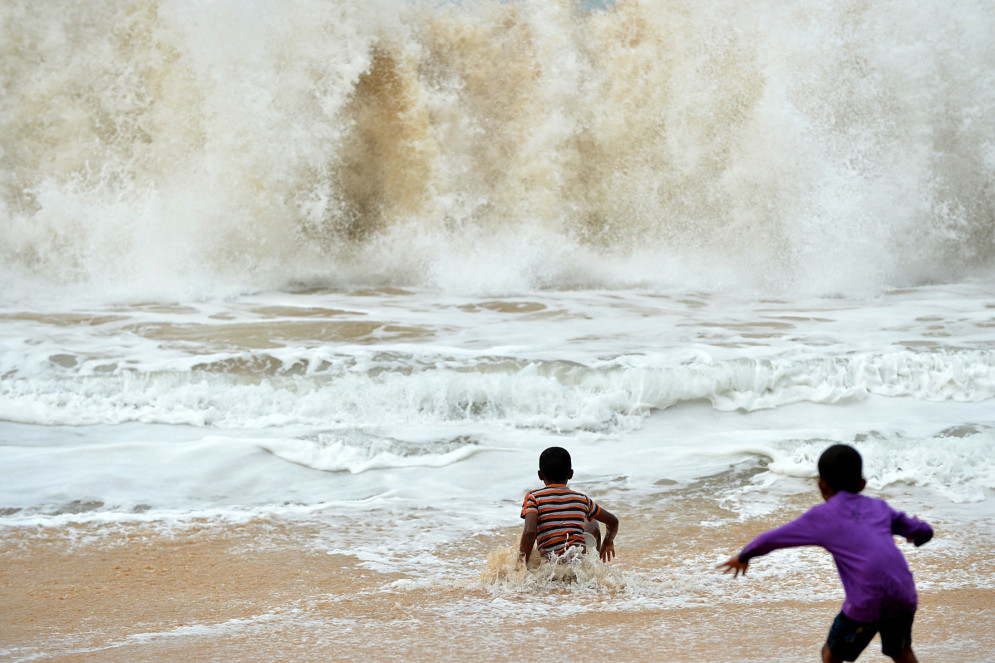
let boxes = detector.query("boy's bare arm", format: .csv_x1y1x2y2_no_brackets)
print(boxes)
594,508,619,562
519,512,538,562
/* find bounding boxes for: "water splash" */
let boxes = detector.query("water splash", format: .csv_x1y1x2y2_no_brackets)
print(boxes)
478,537,627,594
2,0,993,299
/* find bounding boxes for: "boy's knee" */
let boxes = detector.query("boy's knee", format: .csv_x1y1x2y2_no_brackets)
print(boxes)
821,644,844,663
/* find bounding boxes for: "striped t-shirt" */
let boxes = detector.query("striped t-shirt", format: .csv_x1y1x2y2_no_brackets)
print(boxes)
521,484,601,556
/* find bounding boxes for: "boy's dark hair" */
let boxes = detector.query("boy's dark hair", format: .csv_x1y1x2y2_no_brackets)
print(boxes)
539,446,572,483
818,444,864,493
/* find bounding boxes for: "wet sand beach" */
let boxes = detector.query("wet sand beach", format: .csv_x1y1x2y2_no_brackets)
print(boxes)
4,504,993,663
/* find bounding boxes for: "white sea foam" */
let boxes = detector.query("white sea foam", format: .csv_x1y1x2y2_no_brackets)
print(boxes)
759,428,995,503
1,349,992,430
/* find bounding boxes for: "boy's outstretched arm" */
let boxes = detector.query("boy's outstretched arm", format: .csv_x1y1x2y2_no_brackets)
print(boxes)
594,508,619,562
716,515,820,578
717,555,750,578
519,512,538,563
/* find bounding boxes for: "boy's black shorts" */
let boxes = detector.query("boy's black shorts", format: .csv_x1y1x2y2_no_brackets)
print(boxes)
825,611,915,661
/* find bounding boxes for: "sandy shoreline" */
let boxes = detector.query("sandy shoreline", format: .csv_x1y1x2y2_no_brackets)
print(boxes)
3,512,993,663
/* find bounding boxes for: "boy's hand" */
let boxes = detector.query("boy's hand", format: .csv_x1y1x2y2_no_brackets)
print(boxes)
599,538,616,563
716,555,749,578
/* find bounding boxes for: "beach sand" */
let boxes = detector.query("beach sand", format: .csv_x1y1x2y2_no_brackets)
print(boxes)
3,504,992,663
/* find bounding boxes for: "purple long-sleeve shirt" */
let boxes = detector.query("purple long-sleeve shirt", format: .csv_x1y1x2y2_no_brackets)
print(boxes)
739,491,933,622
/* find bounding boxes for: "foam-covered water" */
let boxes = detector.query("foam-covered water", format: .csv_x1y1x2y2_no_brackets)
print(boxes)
1,0,993,629
1,286,992,534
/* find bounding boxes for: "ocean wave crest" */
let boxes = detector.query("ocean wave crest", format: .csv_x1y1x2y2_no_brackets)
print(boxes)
2,350,992,429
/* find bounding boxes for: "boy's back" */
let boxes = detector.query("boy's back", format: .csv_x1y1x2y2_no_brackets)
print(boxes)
522,483,601,556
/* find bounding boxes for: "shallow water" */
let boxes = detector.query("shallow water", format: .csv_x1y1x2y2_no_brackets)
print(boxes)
2,285,993,566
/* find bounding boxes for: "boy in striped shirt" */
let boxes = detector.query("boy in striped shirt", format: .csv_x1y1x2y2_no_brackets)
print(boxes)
519,446,620,563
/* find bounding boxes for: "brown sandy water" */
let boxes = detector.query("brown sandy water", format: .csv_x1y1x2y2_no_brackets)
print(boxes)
3,495,992,663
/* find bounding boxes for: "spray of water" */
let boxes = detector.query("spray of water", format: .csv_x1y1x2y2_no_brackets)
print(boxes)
2,0,993,298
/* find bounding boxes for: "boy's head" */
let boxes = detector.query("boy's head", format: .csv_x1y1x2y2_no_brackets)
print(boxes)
817,444,865,495
538,446,573,484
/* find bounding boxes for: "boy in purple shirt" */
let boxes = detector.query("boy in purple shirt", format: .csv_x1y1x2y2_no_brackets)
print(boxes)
718,444,933,663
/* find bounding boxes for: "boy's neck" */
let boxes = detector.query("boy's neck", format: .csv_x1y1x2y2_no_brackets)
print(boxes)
818,477,867,501
538,469,573,486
